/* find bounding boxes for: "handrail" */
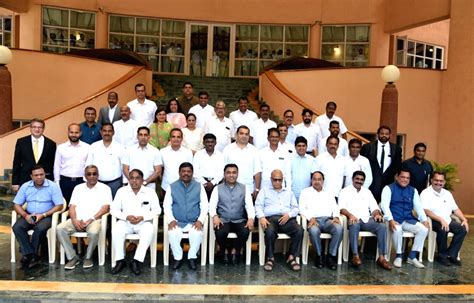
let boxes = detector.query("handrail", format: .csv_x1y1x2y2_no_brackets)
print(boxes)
262,70,369,144
0,65,145,138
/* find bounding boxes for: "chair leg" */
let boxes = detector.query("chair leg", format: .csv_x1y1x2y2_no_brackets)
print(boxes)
10,231,16,263
209,225,215,265
258,225,265,266
245,233,252,266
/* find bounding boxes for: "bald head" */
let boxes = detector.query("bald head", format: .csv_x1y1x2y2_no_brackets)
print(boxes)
270,169,284,190
120,105,131,121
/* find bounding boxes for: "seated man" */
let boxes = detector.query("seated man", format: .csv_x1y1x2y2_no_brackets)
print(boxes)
255,169,303,272
111,169,161,275
12,165,64,269
381,168,429,269
209,164,255,265
56,165,111,270
299,171,343,270
421,171,469,266
339,171,392,270
164,162,208,270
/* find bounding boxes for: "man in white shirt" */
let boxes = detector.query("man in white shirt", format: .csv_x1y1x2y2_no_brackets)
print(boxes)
314,101,348,140
113,105,140,148
282,109,296,145
164,162,208,270
317,121,348,157
311,135,348,199
160,128,193,191
259,128,291,190
54,123,89,202
277,123,295,155
229,97,258,131
204,100,234,152
193,133,224,199
223,125,262,200
250,104,277,149
122,127,162,190
98,91,121,125
421,171,469,266
344,138,372,188
189,91,215,129
111,169,161,275
294,108,320,156
56,165,111,270
299,171,343,270
86,123,124,198
339,171,392,270
127,83,157,127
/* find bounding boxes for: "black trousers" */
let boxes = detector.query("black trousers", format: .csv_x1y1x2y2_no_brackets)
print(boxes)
59,176,84,203
12,216,52,256
215,221,250,253
264,216,303,259
432,219,467,259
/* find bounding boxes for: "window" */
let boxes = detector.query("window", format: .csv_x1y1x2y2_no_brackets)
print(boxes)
235,25,309,77
321,25,370,67
42,7,96,53
396,37,444,69
0,16,12,47
109,15,186,73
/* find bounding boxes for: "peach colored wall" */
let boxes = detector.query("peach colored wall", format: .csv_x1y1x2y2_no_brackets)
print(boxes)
438,0,473,214
7,50,141,119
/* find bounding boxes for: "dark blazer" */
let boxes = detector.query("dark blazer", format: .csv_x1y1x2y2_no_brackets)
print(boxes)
97,106,121,125
12,135,56,186
361,140,402,202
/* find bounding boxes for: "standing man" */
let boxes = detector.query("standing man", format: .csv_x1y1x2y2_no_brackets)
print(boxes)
291,136,313,201
361,126,402,202
223,126,262,200
255,170,303,272
111,169,161,275
12,165,64,269
176,82,199,114
98,91,121,125
189,91,215,129
282,109,296,145
193,133,225,199
122,127,162,189
402,142,433,194
250,104,277,149
54,123,90,202
344,138,372,188
164,163,208,270
56,165,111,270
380,168,429,268
229,97,258,131
209,164,255,265
277,123,295,155
113,105,140,148
421,172,468,266
294,108,320,156
204,100,234,152
339,171,392,270
79,107,102,144
86,123,124,198
12,118,56,191
317,121,348,157
315,101,348,139
299,171,343,270
259,128,292,190
127,83,157,127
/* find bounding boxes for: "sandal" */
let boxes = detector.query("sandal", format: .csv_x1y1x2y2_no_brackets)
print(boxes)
263,259,274,271
286,257,301,271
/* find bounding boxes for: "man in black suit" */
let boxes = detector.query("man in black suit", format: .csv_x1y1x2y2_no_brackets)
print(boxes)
12,118,56,192
361,126,402,202
97,91,121,125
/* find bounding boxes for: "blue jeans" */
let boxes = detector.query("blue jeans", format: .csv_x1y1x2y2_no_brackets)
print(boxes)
348,217,387,256
308,217,343,257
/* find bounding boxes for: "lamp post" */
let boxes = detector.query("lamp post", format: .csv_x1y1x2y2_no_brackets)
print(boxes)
0,46,13,135
380,65,400,144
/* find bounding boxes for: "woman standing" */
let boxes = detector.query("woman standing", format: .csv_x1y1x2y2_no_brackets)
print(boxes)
166,98,187,128
149,107,173,149
182,113,204,154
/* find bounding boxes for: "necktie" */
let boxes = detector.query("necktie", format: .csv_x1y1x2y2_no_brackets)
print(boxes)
33,139,40,163
380,144,385,173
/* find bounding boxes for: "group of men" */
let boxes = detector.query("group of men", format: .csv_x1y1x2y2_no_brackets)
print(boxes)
11,81,469,274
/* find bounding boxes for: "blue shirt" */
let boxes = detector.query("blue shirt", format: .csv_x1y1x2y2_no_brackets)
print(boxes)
402,157,433,194
79,121,102,145
255,187,299,218
13,179,64,214
291,153,314,200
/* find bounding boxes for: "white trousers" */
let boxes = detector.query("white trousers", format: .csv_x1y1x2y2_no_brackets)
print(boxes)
168,223,203,260
392,221,428,254
113,220,154,262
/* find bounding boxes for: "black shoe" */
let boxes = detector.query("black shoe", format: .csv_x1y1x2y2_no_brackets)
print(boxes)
220,253,229,266
436,256,451,266
27,255,40,269
130,260,141,275
314,255,323,268
326,255,337,270
188,258,197,270
172,258,183,270
448,256,462,266
231,253,240,266
111,259,127,274
20,255,30,269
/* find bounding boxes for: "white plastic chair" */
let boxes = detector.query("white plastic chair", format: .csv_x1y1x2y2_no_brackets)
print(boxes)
208,220,252,265
301,216,343,265
427,217,460,262
110,214,159,268
163,215,208,266
11,200,66,264
342,215,380,262
59,211,108,266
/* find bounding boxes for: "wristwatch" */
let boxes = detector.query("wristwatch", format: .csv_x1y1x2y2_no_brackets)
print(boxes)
42,212,47,218
143,181,148,186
